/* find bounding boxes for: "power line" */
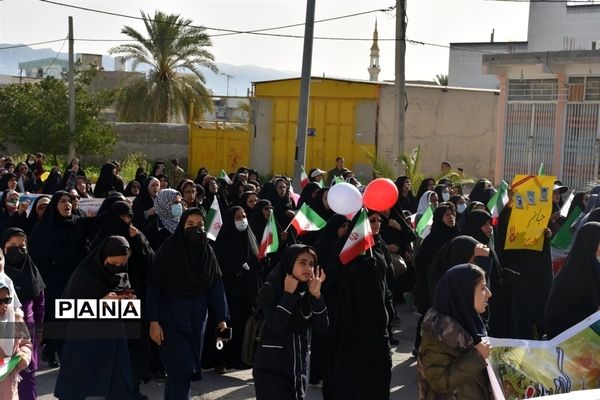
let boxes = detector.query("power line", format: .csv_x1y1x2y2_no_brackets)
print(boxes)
39,0,395,38
486,0,600,3
0,38,68,50
43,35,68,75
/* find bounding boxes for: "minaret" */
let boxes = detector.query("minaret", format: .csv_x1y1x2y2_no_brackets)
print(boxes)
368,20,381,81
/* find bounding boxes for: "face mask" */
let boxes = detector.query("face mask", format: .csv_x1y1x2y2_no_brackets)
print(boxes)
235,218,248,232
5,246,27,265
104,262,127,272
27,160,34,165
171,203,183,218
457,203,467,214
184,227,204,243
442,192,450,202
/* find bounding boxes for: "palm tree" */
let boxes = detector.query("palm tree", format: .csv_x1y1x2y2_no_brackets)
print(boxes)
434,74,448,86
109,11,217,122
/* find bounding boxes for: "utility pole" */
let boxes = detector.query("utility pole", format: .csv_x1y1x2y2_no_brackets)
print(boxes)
67,16,76,161
293,0,316,188
393,0,407,174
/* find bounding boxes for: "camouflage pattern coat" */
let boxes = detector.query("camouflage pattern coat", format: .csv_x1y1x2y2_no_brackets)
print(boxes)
416,309,491,400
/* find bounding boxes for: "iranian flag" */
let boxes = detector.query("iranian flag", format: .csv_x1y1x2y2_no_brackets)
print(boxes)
291,203,327,235
0,356,20,382
206,197,223,241
416,205,434,239
219,169,233,185
487,180,509,226
258,210,279,260
300,166,309,190
339,209,375,265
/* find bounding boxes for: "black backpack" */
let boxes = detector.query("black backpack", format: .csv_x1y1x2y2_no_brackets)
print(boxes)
241,308,267,366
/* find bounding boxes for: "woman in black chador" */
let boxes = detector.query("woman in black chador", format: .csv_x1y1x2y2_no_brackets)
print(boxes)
54,236,137,400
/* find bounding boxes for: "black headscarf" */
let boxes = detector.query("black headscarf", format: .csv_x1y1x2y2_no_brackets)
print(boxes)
264,244,316,333
249,199,271,240
311,188,334,221
433,264,487,343
428,235,479,299
123,180,141,197
96,192,127,216
298,182,321,209
147,208,222,298
25,195,51,234
0,173,16,192
395,176,416,213
545,222,600,338
93,163,119,198
62,236,130,299
41,167,61,194
92,201,133,248
213,206,258,278
468,179,490,204
463,210,493,245
0,228,45,302
416,178,435,204
568,192,588,218
314,214,350,271
29,191,73,256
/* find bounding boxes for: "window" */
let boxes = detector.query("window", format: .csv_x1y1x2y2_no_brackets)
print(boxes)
508,79,558,101
568,77,584,101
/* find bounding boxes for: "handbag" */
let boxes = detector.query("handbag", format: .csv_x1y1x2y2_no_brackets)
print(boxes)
241,309,267,366
390,253,408,276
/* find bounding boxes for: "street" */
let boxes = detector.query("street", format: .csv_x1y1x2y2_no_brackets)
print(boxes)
36,302,418,399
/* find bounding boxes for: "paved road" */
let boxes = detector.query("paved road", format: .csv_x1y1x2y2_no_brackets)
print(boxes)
37,303,418,399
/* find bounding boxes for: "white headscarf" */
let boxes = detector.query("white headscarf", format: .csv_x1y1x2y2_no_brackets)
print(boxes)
0,277,15,357
417,190,435,215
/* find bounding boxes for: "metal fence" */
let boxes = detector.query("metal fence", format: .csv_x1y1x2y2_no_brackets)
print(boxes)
563,103,600,190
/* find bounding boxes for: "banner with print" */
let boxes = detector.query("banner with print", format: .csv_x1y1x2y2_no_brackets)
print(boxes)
488,311,600,399
504,175,555,252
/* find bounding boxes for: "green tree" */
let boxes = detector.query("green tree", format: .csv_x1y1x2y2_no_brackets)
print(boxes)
109,11,217,122
0,70,116,162
435,74,449,86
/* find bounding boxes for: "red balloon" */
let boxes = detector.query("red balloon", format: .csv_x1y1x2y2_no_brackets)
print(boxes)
363,178,399,211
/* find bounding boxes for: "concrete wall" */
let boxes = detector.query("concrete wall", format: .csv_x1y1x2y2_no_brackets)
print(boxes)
107,122,189,170
378,84,499,180
449,43,528,89
528,3,600,52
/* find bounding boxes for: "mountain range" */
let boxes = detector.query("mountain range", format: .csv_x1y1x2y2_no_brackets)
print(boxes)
0,43,300,95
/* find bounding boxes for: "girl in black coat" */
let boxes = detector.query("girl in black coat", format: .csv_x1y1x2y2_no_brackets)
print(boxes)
93,163,120,198
253,244,328,400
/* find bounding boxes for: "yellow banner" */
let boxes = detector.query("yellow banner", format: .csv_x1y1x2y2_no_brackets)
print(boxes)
504,175,555,251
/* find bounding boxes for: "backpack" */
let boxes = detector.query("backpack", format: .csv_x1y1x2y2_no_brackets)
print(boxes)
241,308,267,366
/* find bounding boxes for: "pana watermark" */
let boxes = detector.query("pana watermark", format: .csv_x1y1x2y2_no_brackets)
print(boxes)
55,299,141,319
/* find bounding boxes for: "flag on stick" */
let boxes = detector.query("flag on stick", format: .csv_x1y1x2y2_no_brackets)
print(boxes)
0,356,20,382
300,166,309,190
258,210,279,260
416,205,434,239
206,197,223,241
339,209,375,265
290,203,327,235
487,180,510,226
218,170,233,185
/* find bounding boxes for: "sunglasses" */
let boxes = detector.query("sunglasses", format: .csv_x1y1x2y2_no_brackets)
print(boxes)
71,195,81,200
0,297,13,305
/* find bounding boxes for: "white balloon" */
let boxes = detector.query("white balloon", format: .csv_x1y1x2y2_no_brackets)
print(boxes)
328,182,363,215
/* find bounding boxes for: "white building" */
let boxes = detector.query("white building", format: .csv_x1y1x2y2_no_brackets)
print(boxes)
449,2,600,89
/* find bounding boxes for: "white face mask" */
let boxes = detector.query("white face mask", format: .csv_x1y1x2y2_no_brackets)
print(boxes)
235,218,248,232
457,203,467,214
442,192,450,202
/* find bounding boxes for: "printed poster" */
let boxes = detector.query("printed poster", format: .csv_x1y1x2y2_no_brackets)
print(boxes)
504,175,555,251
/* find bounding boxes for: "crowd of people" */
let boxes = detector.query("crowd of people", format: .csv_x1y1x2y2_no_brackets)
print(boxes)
0,154,598,400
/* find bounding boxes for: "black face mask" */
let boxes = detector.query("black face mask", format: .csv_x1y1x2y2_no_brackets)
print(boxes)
184,227,204,244
5,246,27,265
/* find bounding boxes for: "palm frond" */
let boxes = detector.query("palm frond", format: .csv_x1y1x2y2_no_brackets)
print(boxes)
363,148,395,179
